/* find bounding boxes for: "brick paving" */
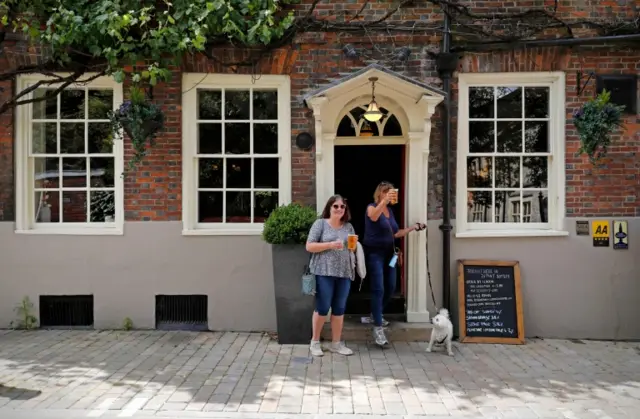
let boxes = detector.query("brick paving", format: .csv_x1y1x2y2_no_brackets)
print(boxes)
0,330,638,418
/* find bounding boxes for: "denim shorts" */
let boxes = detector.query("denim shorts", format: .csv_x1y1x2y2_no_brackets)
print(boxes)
315,275,351,316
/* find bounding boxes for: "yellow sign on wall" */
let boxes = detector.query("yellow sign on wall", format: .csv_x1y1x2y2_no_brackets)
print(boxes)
592,220,610,247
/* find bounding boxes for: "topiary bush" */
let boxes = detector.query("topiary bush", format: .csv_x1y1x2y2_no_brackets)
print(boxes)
262,203,318,245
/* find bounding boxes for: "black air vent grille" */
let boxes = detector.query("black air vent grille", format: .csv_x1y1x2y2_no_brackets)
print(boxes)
596,74,638,114
155,295,208,331
40,295,94,327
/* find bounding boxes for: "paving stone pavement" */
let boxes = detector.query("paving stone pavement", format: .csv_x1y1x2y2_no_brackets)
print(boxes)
0,330,639,418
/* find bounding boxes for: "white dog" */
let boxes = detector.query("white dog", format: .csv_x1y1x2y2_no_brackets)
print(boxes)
426,308,454,356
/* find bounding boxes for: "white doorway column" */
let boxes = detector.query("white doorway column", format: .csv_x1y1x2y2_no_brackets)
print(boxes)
304,64,444,322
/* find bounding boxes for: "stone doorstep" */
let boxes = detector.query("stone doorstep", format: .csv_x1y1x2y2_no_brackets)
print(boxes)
321,318,433,342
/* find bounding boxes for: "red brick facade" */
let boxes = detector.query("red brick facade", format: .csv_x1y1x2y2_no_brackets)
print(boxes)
0,1,638,222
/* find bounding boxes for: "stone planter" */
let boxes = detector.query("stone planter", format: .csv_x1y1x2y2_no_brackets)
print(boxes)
271,244,315,345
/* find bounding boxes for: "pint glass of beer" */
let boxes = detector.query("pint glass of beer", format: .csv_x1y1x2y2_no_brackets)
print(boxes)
347,234,358,251
390,188,399,205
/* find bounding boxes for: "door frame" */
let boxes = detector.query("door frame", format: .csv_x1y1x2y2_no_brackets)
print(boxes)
307,77,443,323
333,139,409,301
318,131,431,323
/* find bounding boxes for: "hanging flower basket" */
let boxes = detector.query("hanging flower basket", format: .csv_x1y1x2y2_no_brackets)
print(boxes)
573,89,625,165
109,87,165,172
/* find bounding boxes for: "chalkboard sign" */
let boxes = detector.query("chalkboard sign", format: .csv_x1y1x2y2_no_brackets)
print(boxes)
458,260,525,344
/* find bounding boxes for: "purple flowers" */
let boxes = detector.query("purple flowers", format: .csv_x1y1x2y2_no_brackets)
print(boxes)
573,108,583,119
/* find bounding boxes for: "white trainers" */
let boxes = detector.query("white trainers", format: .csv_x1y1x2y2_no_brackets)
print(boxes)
309,340,324,357
329,341,354,356
373,326,389,346
364,315,390,327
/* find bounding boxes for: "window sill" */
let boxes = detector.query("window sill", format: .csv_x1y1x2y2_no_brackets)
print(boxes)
182,227,263,236
455,229,569,238
15,228,124,236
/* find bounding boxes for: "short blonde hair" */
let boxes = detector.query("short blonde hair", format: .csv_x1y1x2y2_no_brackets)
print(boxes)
373,181,394,203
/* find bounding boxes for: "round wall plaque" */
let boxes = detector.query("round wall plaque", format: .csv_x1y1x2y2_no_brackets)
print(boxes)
295,132,314,150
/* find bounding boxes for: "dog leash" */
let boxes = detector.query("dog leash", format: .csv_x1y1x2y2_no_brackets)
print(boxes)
425,224,438,312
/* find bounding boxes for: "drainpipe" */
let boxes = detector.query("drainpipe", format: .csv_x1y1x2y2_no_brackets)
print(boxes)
436,10,459,312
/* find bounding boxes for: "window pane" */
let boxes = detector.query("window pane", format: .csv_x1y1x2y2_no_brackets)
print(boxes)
88,123,113,154
60,90,85,119
495,191,520,222
225,90,250,120
32,122,57,154
62,191,87,222
527,191,548,222
360,119,379,137
60,123,85,154
253,90,277,120
90,191,115,222
467,157,492,188
524,157,548,188
198,90,222,120
32,89,57,119
467,191,492,223
352,106,366,121
524,121,548,153
226,158,251,188
90,157,115,187
225,123,250,154
337,115,356,137
495,157,520,188
496,87,522,118
198,123,222,154
34,157,59,189
198,191,222,222
226,191,251,222
525,87,549,118
34,191,60,223
254,158,279,189
254,124,278,154
62,157,87,187
382,114,402,136
198,158,223,188
496,121,522,152
468,87,494,118
468,122,494,153
254,191,278,223
88,90,113,120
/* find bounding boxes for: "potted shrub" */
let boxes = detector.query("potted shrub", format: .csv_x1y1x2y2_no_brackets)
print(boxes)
262,202,318,344
573,89,625,165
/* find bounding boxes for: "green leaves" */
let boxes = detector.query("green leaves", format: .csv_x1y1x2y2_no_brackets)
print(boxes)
262,203,319,245
2,0,297,85
573,89,626,164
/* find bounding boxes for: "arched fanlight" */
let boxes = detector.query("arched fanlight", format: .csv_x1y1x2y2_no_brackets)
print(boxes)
363,77,383,122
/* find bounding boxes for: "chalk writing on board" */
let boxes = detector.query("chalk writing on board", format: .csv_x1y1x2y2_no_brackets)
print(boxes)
462,265,518,339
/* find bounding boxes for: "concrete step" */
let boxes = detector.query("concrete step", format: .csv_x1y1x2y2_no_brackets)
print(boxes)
321,316,432,342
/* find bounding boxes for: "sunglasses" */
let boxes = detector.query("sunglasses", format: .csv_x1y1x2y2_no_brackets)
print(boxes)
332,204,346,209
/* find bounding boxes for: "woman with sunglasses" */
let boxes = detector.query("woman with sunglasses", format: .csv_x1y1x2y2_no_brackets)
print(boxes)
364,182,425,347
306,195,357,357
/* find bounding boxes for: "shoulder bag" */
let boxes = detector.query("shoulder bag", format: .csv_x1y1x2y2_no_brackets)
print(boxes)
301,219,324,296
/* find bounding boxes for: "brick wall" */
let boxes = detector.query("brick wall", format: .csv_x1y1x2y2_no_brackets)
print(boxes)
0,0,638,222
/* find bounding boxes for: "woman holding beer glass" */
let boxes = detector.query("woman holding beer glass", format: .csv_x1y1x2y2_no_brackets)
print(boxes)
364,182,425,347
306,195,358,357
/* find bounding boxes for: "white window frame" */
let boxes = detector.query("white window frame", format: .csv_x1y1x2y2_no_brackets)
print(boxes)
181,73,291,236
455,72,568,238
15,74,124,235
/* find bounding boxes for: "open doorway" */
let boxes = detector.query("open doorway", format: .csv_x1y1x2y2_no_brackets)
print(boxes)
334,144,406,317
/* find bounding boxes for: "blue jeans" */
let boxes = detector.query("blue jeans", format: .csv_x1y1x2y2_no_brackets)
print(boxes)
315,275,351,316
367,252,397,326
